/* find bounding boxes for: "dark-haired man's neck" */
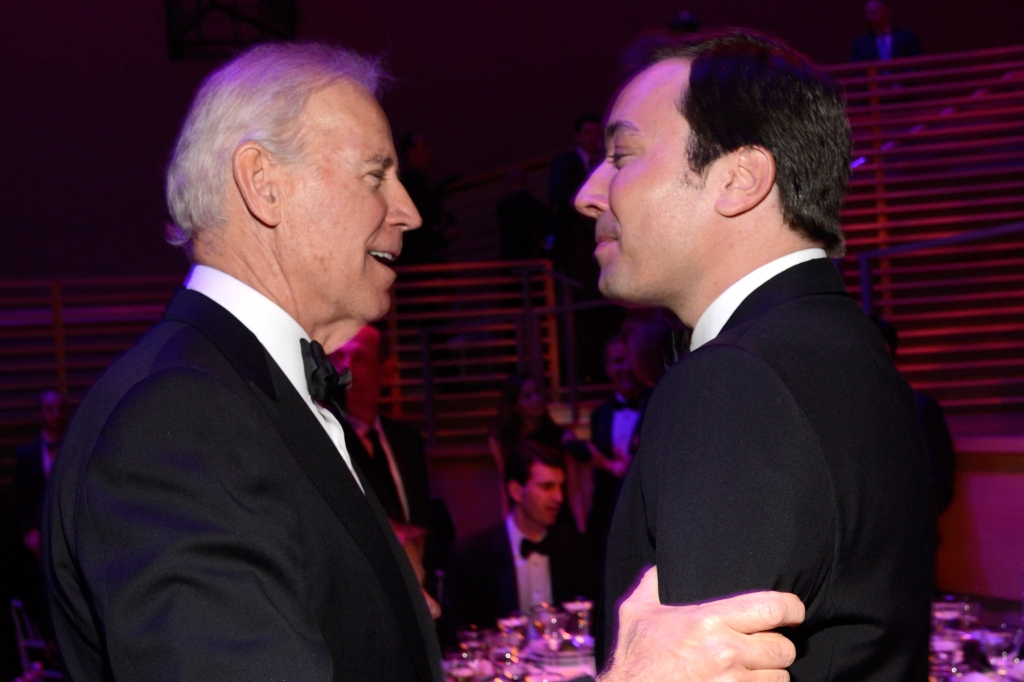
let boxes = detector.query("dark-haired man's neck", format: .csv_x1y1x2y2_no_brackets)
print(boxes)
512,505,547,542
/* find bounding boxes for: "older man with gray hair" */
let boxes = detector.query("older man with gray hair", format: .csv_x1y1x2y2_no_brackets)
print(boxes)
44,42,803,682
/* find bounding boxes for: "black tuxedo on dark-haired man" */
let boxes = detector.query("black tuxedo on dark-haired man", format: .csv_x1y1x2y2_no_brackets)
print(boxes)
603,258,935,681
443,518,596,630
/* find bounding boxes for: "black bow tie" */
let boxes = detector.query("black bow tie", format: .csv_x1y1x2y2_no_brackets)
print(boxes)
300,339,351,411
520,537,549,559
613,396,642,411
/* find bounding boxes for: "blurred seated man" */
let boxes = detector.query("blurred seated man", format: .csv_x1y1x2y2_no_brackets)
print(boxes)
14,390,68,559
443,442,596,630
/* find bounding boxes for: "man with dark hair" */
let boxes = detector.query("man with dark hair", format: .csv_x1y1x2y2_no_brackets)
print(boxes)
852,0,922,62
442,441,596,630
576,30,934,680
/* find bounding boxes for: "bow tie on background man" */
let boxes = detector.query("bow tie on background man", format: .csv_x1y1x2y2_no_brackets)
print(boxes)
520,537,550,559
301,339,352,416
613,395,643,411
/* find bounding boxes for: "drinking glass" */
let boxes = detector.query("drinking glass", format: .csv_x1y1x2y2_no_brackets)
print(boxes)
562,600,593,644
978,627,1018,676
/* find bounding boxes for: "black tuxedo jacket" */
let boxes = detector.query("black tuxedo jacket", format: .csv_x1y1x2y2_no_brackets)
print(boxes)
341,415,431,527
586,392,648,551
43,289,442,682
442,520,597,630
13,439,46,535
603,259,935,681
851,28,922,62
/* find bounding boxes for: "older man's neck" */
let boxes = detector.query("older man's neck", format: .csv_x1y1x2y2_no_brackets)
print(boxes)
192,234,358,352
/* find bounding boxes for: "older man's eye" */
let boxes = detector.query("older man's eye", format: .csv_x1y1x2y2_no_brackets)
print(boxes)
367,170,386,187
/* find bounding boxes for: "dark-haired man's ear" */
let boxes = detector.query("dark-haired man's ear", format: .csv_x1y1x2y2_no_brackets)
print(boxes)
507,480,523,506
714,146,776,218
233,142,283,228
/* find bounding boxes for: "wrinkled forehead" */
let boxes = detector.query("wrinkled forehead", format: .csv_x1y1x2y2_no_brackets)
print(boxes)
300,80,393,148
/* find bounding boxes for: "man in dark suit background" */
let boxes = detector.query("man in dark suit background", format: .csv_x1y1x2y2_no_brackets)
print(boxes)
331,323,454,615
443,442,596,631
549,114,620,383
331,324,432,528
575,30,935,680
13,390,67,559
586,334,648,558
42,39,810,682
851,0,922,62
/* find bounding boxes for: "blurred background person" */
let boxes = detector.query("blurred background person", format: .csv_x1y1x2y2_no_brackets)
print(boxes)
488,373,617,528
397,130,456,264
14,390,68,559
851,0,922,61
587,333,649,560
442,441,596,633
330,324,454,617
496,167,553,261
872,317,956,515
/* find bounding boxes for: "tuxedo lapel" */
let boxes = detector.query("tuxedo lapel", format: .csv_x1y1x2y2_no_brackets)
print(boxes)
164,289,436,682
494,524,519,615
721,258,849,336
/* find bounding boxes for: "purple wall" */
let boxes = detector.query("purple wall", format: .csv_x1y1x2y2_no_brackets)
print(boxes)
1,1,1021,279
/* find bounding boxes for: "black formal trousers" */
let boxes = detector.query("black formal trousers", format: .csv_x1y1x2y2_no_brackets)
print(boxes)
442,521,597,631
43,289,442,682
602,259,935,681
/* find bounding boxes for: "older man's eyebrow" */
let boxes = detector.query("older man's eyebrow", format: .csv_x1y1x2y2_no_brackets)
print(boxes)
364,153,395,169
605,120,640,143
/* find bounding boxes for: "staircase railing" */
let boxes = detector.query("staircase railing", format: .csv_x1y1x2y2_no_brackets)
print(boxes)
858,219,1024,316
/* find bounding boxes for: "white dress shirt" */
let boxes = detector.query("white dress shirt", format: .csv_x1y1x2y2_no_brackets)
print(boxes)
610,392,642,457
690,248,827,351
184,264,363,491
346,412,410,521
505,514,552,614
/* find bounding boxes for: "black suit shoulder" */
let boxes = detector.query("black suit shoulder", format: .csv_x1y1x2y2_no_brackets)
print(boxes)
605,266,934,681
46,297,439,682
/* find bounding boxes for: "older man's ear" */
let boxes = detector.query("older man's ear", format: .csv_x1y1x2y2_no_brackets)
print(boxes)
232,142,284,228
713,145,776,219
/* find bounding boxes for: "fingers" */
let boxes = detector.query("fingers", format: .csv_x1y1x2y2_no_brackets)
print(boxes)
735,631,798,672
708,591,805,634
746,669,791,682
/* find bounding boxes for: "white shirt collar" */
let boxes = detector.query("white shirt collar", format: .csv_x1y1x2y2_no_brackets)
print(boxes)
689,248,827,351
184,264,314,407
506,512,546,552
183,264,363,491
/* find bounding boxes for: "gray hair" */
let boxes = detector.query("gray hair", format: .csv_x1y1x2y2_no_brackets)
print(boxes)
165,42,388,254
